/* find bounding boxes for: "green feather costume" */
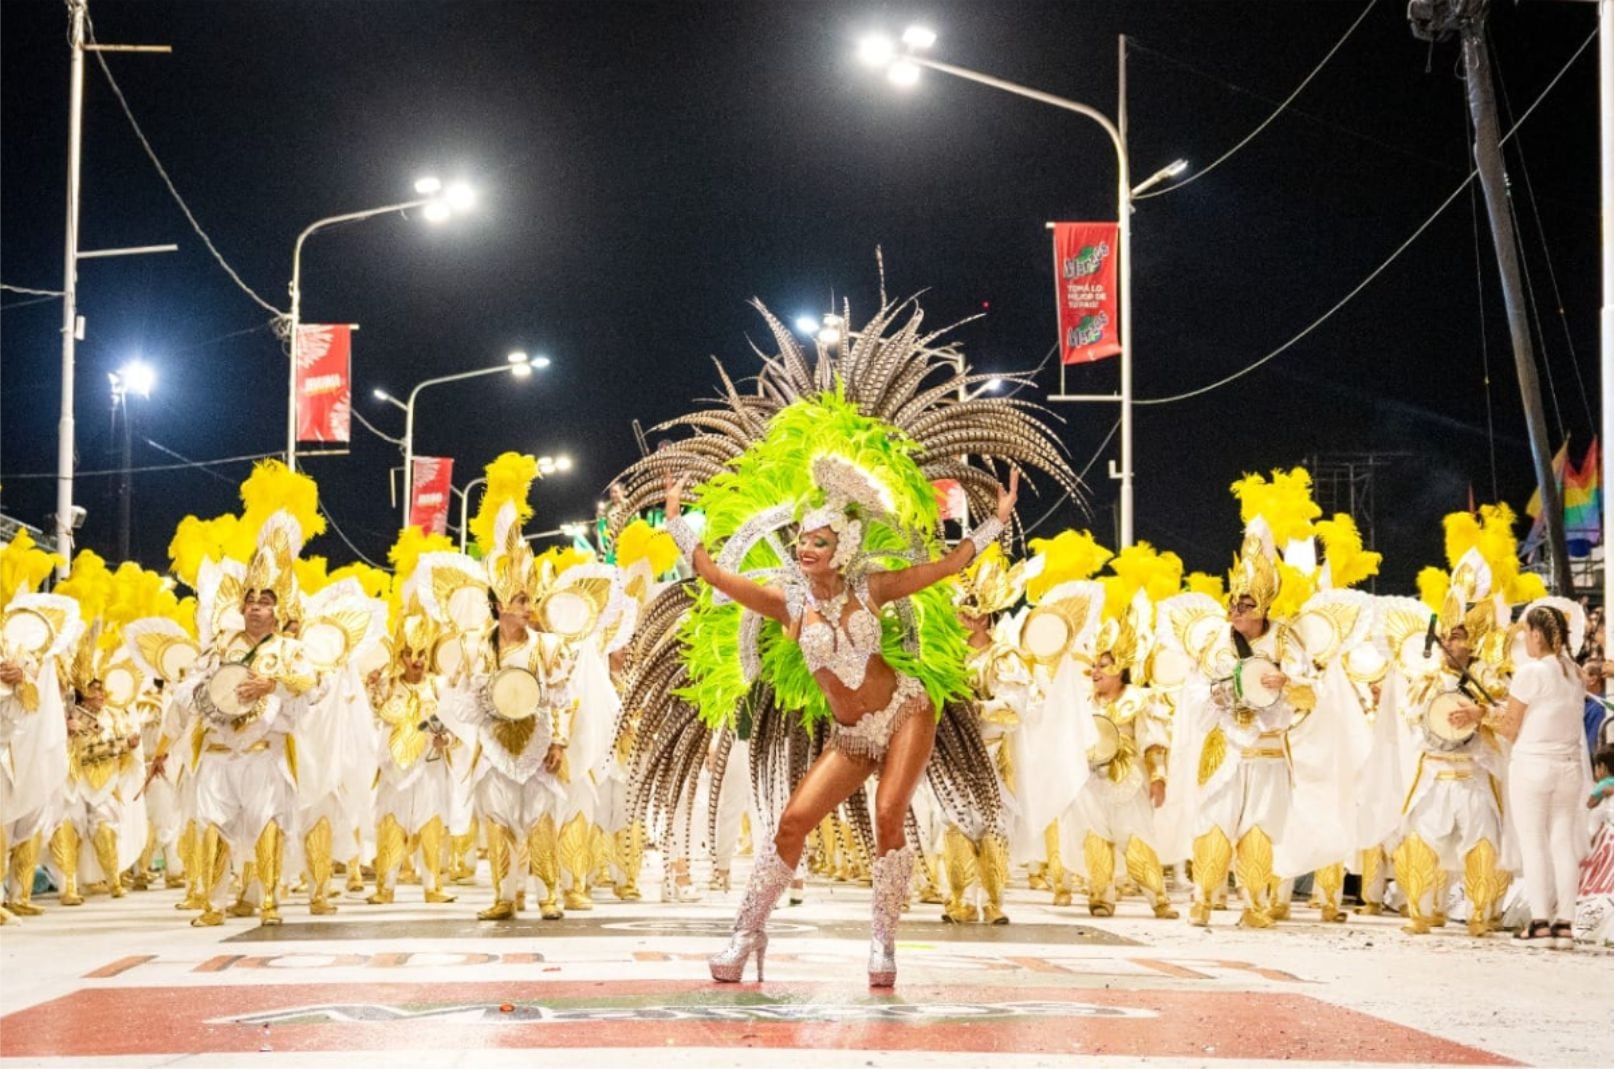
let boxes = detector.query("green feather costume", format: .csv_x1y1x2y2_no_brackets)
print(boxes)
610,293,1081,859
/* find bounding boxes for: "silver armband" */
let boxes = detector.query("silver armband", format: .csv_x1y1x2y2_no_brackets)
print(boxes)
665,515,701,564
967,516,1004,557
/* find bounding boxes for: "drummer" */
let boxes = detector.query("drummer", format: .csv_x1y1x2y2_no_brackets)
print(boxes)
169,512,322,928
1389,553,1515,938
1070,607,1177,919
438,491,574,922
1183,529,1320,929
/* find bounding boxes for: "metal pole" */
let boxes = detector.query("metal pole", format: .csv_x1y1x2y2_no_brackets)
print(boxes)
287,232,305,468
908,55,1133,546
1117,33,1134,548
402,392,417,530
460,476,487,552
117,391,131,560
1601,0,1614,624
55,0,87,577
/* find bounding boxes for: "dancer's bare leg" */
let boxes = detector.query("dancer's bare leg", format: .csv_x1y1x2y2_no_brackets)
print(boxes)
873,705,937,854
774,748,874,869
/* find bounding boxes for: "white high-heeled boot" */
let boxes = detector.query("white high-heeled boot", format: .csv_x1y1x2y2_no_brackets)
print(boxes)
708,844,793,982
868,846,915,988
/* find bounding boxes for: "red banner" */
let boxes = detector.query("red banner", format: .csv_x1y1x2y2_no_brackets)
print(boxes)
1051,222,1122,365
408,457,454,536
295,324,352,443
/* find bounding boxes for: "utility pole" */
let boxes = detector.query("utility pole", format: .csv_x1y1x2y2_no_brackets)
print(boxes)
1409,0,1574,594
52,0,172,576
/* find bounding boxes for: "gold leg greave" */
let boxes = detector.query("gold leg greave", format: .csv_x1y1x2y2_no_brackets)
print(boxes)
1044,822,1072,906
530,815,563,919
559,813,594,911
1463,839,1502,937
255,821,285,926
1393,833,1439,935
190,827,228,926
1315,862,1347,923
304,816,336,915
418,816,455,903
477,822,516,920
450,824,477,883
1126,836,1178,918
941,825,979,923
131,820,156,890
50,823,84,905
1189,827,1233,926
368,814,405,904
613,819,645,901
978,833,1010,925
91,824,124,898
1233,827,1275,928
6,833,44,915
175,821,208,907
1084,832,1117,917
1355,847,1385,914
229,861,260,916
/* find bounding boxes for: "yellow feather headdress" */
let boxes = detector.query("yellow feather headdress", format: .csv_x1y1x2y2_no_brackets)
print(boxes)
1419,503,1543,642
1026,529,1112,604
0,530,63,607
470,453,539,557
953,542,1032,617
1314,513,1381,590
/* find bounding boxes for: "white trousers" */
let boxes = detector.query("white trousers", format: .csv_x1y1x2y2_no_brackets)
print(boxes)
1508,754,1584,922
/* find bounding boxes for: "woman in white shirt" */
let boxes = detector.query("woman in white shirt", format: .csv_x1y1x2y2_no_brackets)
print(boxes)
1454,604,1591,946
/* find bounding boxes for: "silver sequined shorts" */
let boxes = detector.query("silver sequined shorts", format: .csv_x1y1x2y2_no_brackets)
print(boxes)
826,674,930,762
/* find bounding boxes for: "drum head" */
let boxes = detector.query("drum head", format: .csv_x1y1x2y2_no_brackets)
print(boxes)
447,586,490,632
1020,609,1072,664
1396,631,1441,680
1344,643,1388,685
1148,647,1193,688
489,667,540,721
1236,656,1283,709
206,664,252,717
158,640,200,682
1088,715,1121,766
539,590,595,639
1425,691,1476,743
301,621,350,669
104,664,140,707
432,635,465,679
1,609,52,657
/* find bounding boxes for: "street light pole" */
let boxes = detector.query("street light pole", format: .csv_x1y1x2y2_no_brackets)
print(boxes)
286,198,432,469
896,50,1135,546
456,476,488,553
54,0,87,576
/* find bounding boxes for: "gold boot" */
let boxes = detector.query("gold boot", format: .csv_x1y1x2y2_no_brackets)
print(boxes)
50,824,84,906
304,817,337,915
1315,862,1347,923
255,821,285,926
91,824,125,898
1125,837,1178,919
130,821,156,890
5,833,44,915
1355,847,1385,915
1463,839,1502,938
979,833,1011,924
164,822,192,888
398,833,422,885
345,853,365,894
1045,822,1072,906
1233,828,1276,928
530,815,564,919
419,817,456,903
1392,834,1439,935
368,814,405,905
1084,832,1117,918
941,825,979,923
613,819,645,901
1188,827,1232,927
228,862,259,917
190,827,228,927
917,852,945,905
559,813,594,911
477,823,516,920
176,821,209,908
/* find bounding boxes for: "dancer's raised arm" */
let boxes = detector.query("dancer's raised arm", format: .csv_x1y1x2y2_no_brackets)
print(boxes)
869,471,1017,606
663,475,789,624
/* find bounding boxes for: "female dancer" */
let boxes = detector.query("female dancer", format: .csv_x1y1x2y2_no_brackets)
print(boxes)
663,468,1017,986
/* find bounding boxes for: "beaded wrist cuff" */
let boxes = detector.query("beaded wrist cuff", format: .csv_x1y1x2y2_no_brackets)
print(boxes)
665,515,701,563
967,517,1005,557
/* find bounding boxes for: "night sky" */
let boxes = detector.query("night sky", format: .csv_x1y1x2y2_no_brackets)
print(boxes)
0,0,1604,589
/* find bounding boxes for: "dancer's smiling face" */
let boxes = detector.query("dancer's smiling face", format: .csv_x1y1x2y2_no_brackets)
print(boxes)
796,526,839,579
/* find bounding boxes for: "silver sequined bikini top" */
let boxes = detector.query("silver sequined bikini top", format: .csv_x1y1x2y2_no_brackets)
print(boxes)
792,577,882,689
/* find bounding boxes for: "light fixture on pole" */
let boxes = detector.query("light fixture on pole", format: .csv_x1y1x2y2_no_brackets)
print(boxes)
107,359,156,560
287,176,476,470
1130,158,1188,198
857,27,1170,547
382,354,552,528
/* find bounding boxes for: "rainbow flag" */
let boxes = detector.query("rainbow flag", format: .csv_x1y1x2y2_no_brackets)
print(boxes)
1524,438,1601,558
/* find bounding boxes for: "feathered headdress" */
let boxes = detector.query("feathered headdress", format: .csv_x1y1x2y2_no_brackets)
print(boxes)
1416,503,1543,643
0,530,63,607
243,511,304,624
1227,468,1322,620
953,542,1034,617
1026,529,1112,604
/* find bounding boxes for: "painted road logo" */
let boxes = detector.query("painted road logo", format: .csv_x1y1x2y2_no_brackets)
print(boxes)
217,999,1158,1026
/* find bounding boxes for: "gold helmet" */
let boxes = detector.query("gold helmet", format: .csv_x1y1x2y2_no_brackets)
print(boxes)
485,502,536,609
242,511,303,625
1092,611,1140,678
1227,533,1281,617
954,543,1031,618
1417,504,1546,647
469,453,541,610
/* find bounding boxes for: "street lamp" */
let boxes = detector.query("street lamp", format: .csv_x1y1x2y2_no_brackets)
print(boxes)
858,28,1174,547
377,354,551,528
108,359,155,559
287,176,475,469
451,448,572,551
